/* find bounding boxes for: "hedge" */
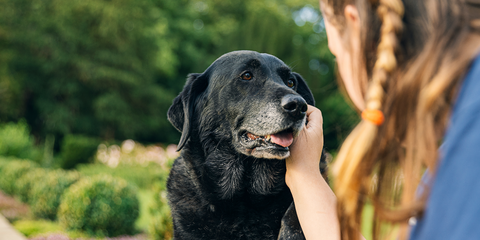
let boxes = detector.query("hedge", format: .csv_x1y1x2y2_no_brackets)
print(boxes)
0,159,38,195
59,134,100,169
15,168,49,203
58,175,139,237
30,170,81,220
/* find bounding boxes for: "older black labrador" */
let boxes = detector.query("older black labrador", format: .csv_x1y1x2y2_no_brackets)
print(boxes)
167,50,327,240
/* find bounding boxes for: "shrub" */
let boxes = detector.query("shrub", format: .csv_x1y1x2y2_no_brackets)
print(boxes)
59,134,100,169
58,175,140,237
16,168,49,203
77,163,168,189
149,204,173,240
0,120,41,161
30,170,81,220
0,160,38,195
0,157,10,172
148,173,173,240
0,156,28,167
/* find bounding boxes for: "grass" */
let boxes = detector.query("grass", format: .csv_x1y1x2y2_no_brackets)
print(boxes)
361,203,374,240
13,219,64,237
13,219,90,239
135,189,155,232
13,218,149,239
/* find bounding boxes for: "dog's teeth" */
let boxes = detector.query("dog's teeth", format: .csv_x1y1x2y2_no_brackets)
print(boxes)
247,132,259,140
266,135,271,141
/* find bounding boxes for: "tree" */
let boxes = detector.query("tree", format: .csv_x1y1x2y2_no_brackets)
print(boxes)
0,0,178,143
0,0,357,150
154,0,359,149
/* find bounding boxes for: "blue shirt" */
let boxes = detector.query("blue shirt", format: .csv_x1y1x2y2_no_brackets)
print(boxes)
410,54,480,239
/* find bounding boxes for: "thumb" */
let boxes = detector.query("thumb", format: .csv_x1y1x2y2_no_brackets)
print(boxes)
305,105,323,131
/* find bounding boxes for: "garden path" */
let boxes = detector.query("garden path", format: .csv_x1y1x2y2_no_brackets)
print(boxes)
0,213,26,240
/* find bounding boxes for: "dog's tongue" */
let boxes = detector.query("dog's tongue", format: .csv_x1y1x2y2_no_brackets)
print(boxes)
271,132,294,148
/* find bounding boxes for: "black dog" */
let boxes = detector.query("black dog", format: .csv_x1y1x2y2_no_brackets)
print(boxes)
167,50,327,239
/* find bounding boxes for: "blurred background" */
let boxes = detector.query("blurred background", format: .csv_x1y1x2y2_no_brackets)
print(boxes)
0,0,360,239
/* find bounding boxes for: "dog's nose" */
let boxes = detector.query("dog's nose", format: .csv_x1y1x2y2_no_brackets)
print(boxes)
281,95,308,117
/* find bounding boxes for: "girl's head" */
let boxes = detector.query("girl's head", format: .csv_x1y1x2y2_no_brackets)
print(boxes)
321,1,369,110
320,0,480,239
320,0,429,111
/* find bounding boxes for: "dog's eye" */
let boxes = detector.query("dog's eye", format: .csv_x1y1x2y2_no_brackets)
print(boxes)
287,79,295,88
241,72,253,81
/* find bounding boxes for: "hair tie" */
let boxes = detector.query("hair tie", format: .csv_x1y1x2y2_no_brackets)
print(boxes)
362,109,385,126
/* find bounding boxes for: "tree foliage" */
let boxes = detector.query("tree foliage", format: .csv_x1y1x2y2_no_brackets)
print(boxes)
0,0,357,150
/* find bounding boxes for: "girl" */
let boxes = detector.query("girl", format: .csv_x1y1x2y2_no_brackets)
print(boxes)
286,0,480,239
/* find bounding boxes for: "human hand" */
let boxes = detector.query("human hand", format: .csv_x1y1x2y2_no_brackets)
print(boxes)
285,105,324,187
285,105,340,240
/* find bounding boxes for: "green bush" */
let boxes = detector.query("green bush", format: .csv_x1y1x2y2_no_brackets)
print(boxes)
0,160,38,195
59,134,101,169
77,163,168,189
0,121,36,159
149,204,173,240
58,175,140,237
0,157,10,172
15,168,49,203
148,180,173,240
30,170,81,220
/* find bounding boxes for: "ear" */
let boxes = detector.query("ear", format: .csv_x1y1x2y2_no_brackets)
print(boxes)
168,95,185,132
167,73,208,151
344,5,361,37
293,72,315,106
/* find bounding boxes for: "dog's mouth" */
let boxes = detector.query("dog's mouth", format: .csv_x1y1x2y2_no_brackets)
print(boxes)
243,130,294,148
238,128,297,159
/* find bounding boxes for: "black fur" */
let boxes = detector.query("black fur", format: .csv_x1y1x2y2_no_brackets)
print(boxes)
167,50,326,240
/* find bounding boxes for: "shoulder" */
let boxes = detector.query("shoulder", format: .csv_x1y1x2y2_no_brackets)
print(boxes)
452,55,480,118
441,54,480,162
410,54,480,240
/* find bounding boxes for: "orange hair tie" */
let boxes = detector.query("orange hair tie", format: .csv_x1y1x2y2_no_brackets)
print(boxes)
362,109,385,126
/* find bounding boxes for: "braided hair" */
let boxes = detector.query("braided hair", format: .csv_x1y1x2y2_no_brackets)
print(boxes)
332,0,404,239
320,0,480,239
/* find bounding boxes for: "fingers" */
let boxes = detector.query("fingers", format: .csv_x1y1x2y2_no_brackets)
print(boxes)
286,105,325,182
305,105,323,130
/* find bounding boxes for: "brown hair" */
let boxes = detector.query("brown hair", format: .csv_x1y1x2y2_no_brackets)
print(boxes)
321,0,480,239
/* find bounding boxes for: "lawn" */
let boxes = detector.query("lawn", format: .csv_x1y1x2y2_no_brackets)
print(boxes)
135,189,155,233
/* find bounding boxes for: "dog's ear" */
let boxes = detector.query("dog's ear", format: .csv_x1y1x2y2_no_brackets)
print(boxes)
167,73,208,151
293,72,315,106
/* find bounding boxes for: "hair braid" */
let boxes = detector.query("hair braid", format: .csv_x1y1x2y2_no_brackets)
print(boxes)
332,0,404,239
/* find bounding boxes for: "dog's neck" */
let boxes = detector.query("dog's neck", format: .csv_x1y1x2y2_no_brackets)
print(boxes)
181,129,288,204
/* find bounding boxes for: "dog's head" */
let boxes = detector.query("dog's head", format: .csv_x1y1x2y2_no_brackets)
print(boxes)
168,50,314,159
